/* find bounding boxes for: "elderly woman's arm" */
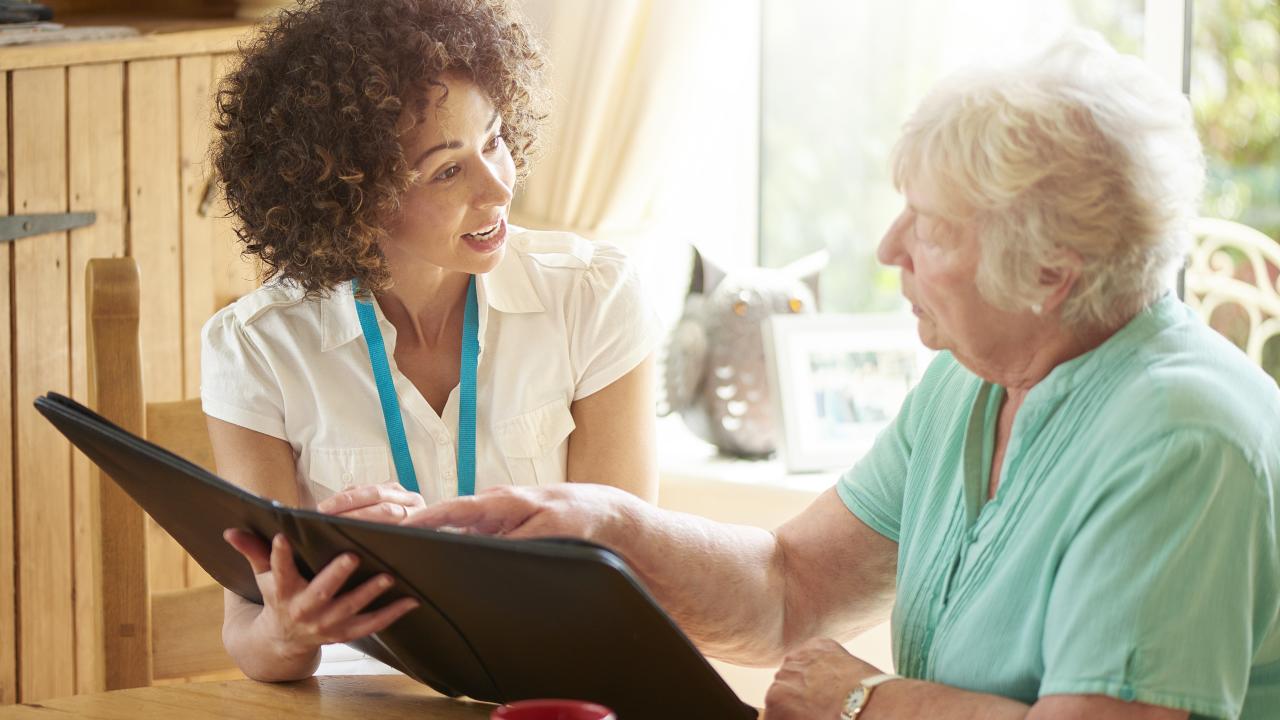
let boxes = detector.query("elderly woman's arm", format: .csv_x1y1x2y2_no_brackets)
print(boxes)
401,485,897,665
765,639,1190,719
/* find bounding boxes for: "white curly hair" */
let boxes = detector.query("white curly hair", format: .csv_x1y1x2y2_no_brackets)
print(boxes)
891,30,1205,331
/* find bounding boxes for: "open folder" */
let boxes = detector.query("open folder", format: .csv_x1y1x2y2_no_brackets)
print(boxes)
35,392,758,719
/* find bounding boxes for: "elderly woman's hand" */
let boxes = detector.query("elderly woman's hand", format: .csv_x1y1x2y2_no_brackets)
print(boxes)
399,484,641,542
317,481,428,524
764,638,884,720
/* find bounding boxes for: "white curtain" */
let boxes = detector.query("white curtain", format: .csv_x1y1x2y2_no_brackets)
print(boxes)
513,0,713,245
515,0,760,327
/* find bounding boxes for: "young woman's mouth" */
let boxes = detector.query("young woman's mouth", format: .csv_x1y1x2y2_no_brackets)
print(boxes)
462,218,506,253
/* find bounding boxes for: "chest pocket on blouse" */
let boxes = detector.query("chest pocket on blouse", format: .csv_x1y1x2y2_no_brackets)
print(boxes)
308,445,393,500
494,398,576,486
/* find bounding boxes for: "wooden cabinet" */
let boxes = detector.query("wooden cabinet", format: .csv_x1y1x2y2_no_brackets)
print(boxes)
1,23,258,704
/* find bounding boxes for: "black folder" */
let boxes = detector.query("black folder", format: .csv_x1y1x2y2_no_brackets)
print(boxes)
35,392,758,719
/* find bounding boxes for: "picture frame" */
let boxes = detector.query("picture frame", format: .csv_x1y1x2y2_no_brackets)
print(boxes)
763,313,932,474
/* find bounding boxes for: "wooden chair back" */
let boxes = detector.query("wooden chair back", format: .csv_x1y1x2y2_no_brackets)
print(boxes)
84,256,236,690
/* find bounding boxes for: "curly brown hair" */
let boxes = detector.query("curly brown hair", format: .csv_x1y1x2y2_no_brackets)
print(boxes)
213,0,548,294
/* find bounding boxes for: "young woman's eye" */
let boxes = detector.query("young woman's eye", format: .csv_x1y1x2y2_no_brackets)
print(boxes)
485,133,506,152
434,165,460,182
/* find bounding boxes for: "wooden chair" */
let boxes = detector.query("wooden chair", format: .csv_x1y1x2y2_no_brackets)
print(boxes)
1185,217,1280,381
84,256,238,690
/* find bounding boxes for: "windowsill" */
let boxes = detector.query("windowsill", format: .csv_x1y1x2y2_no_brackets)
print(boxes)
656,415,844,529
657,415,839,489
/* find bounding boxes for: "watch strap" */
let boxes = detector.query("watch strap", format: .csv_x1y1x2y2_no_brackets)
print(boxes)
841,672,900,719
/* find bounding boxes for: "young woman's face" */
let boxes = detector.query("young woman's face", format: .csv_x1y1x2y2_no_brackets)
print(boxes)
384,74,516,275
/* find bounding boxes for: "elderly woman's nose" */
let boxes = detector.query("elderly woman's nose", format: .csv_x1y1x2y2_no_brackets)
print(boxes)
877,213,910,269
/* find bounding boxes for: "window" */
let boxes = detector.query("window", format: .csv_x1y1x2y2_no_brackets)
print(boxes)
758,0,1148,313
1193,0,1280,238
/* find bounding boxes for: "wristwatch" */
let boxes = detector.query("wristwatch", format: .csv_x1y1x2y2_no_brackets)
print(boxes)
840,672,900,718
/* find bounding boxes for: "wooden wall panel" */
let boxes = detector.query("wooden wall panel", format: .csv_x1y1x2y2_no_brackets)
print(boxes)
68,62,127,695
126,58,187,595
180,54,215,402
2,29,246,704
179,54,217,588
0,71,16,708
209,53,258,311
45,0,239,18
11,67,74,702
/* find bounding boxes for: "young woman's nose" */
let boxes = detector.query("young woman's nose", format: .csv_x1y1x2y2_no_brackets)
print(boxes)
473,160,514,209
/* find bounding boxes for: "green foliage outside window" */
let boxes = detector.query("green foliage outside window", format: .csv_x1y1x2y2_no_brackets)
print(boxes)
1193,0,1280,240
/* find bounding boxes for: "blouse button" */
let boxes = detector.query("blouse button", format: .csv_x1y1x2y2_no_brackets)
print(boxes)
341,472,354,484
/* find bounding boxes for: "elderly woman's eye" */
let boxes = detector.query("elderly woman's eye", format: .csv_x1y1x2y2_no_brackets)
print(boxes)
485,134,505,152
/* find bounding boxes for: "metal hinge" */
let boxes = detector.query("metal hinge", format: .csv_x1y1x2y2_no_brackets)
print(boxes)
0,212,96,242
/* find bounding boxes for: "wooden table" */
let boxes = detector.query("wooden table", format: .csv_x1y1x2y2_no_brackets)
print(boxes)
0,676,494,719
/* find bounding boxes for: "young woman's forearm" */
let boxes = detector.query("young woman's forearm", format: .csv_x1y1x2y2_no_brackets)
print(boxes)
223,591,321,682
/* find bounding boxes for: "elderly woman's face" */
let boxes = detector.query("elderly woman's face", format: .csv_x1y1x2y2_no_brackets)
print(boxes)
384,74,516,275
877,178,1012,359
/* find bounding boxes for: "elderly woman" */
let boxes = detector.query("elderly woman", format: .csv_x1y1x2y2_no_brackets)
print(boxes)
402,34,1280,720
203,0,661,682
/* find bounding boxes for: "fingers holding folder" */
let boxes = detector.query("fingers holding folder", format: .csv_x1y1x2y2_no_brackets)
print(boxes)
222,529,421,650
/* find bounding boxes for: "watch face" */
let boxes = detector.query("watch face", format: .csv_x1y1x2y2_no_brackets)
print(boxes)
842,687,868,717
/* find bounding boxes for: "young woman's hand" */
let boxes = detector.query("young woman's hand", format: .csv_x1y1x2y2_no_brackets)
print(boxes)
317,481,428,523
222,528,419,659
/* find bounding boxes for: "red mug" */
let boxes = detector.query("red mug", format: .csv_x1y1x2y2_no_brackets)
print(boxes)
490,699,617,720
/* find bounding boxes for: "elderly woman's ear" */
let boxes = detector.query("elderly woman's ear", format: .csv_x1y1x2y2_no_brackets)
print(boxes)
1034,248,1084,316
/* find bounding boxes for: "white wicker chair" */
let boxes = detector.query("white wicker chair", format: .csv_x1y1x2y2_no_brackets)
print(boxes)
1184,217,1280,376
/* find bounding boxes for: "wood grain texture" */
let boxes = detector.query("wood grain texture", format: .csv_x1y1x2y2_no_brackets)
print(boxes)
149,584,233,680
0,26,249,73
84,258,152,692
83,259,233,689
11,66,74,702
67,62,127,695
0,676,494,719
127,58,190,594
145,400,217,473
208,53,259,310
179,55,215,403
0,71,15,708
178,56,219,589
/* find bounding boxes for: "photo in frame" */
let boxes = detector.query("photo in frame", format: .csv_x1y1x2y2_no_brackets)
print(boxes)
763,313,933,473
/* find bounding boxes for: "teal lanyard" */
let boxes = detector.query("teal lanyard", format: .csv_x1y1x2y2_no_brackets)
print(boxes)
352,277,479,496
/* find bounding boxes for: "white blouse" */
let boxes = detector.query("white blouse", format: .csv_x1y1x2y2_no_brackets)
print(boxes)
200,228,661,506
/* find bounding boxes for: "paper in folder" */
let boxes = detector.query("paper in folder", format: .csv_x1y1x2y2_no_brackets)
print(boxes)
35,392,758,719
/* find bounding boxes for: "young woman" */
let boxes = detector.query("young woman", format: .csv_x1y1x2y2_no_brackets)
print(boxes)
202,0,660,681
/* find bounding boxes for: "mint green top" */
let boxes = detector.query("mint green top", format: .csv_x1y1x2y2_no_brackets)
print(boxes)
838,295,1280,719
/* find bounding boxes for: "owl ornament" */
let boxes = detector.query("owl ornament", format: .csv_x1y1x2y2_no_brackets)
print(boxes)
660,248,828,458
